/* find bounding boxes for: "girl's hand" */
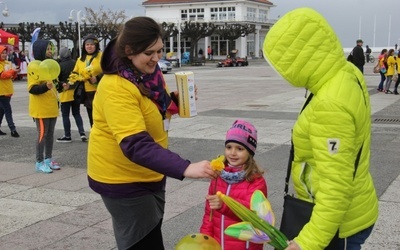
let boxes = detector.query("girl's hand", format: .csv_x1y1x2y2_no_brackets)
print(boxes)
46,81,54,89
285,240,301,250
206,194,223,210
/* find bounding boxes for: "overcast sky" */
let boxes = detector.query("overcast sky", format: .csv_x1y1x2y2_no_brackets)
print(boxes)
2,0,399,48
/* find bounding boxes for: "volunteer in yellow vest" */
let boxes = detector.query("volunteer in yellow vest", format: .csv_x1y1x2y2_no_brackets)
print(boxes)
0,45,19,137
263,8,378,250
70,34,103,127
28,40,61,173
87,16,217,249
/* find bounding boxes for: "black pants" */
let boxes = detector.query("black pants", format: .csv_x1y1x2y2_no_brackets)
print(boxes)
394,76,400,93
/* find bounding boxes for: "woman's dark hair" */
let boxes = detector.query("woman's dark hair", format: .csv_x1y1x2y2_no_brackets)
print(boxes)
115,16,163,58
380,49,387,55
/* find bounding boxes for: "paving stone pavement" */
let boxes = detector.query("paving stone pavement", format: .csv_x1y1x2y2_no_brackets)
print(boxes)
0,60,399,250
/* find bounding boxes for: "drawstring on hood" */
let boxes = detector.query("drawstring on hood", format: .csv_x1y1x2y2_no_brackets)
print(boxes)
32,40,52,61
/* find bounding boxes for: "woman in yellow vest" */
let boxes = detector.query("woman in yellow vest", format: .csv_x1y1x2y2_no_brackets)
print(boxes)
70,34,103,127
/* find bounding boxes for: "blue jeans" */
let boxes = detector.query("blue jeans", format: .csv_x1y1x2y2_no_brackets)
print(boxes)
60,100,85,137
0,96,16,132
378,72,386,90
338,224,374,250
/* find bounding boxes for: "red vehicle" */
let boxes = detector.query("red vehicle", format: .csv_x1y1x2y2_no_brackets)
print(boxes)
217,49,249,67
216,56,248,67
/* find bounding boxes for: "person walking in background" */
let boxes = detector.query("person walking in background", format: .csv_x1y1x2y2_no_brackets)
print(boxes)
18,50,29,80
377,49,388,92
198,48,204,59
263,8,378,250
384,49,396,94
56,47,87,143
28,39,60,173
71,34,103,127
365,45,371,63
200,119,267,250
0,45,20,137
87,16,217,250
207,45,212,60
350,39,365,73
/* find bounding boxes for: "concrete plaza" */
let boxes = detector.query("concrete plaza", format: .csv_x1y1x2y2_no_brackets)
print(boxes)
0,60,399,249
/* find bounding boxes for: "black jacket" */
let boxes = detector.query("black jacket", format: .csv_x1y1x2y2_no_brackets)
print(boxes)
351,45,365,67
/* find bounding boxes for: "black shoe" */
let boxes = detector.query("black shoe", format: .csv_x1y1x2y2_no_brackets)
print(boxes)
11,131,20,137
386,90,393,94
56,136,72,143
394,91,399,95
0,130,6,135
80,133,87,142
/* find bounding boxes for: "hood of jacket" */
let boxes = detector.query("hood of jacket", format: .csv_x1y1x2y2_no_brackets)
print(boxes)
100,38,120,74
0,45,6,61
80,34,101,62
263,8,354,94
59,47,71,62
32,39,51,61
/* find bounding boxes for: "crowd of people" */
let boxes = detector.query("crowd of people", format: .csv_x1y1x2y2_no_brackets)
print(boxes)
0,10,381,250
348,39,400,95
375,48,400,94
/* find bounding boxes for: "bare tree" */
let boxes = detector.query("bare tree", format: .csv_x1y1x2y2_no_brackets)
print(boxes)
215,23,255,55
180,21,216,63
84,6,127,48
161,22,179,53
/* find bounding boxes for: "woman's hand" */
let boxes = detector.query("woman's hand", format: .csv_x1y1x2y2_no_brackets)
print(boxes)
89,76,97,84
62,83,70,90
183,160,218,179
206,194,222,210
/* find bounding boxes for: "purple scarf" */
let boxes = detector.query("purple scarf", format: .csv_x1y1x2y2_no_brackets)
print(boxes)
118,63,179,116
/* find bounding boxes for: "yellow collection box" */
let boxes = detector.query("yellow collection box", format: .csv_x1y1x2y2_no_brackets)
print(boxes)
174,71,197,118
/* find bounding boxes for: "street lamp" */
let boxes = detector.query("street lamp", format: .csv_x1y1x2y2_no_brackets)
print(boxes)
68,9,86,57
0,1,9,17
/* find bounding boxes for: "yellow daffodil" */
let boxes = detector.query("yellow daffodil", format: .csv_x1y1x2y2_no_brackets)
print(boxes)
210,155,225,172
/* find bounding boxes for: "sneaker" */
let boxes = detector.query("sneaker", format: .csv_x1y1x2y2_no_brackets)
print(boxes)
80,133,87,142
0,130,6,135
386,90,393,94
394,91,399,95
56,136,71,143
11,131,20,138
35,161,52,173
44,158,61,170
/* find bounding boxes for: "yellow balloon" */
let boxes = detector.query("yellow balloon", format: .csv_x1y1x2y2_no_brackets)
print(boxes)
175,233,221,250
27,60,42,81
40,59,60,80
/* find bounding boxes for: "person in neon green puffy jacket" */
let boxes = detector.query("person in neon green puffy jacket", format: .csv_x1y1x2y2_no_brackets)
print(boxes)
263,8,378,250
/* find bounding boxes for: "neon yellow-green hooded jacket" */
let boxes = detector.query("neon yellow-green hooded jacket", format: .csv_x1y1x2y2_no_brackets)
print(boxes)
263,8,378,250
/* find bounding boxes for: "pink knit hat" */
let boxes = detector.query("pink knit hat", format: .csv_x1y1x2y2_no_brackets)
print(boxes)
225,119,257,155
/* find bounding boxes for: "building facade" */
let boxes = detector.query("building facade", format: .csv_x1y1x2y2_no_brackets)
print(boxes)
143,0,276,59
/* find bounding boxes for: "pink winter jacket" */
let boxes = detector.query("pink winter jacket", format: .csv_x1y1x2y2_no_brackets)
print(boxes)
200,166,268,250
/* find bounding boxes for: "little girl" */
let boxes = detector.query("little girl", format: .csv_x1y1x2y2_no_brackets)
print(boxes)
28,40,60,173
200,119,267,250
